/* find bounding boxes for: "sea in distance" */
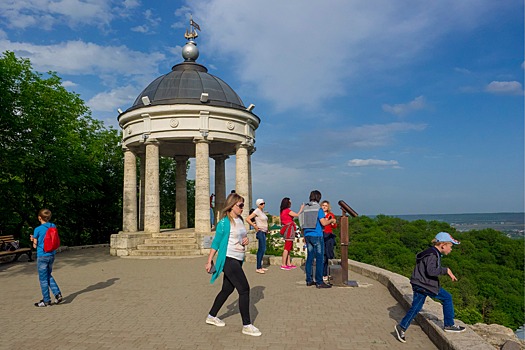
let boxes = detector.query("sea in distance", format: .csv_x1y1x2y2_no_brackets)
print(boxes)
376,212,524,238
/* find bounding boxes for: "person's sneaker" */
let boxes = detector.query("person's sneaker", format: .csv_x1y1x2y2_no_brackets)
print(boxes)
287,265,297,269
34,300,51,307
55,293,63,304
242,324,262,337
395,324,406,343
280,265,291,270
316,283,332,289
306,281,316,286
444,325,466,333
205,315,225,327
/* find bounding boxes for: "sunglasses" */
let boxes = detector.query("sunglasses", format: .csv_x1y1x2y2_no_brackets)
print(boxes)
235,203,245,209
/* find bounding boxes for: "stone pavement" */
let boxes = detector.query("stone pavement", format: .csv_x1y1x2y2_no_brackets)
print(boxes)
1,247,437,350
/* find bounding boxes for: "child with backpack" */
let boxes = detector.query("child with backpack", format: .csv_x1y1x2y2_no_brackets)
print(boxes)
30,209,63,307
394,231,465,343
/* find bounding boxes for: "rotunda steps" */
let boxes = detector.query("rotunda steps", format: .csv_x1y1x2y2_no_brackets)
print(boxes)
130,232,202,257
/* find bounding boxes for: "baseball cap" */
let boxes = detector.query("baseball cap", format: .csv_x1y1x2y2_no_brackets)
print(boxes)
256,198,265,206
435,232,460,245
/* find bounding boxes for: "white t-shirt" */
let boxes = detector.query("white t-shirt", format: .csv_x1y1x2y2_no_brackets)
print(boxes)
253,207,268,232
226,217,247,261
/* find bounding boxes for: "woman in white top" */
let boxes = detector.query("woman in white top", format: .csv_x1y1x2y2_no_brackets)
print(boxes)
247,198,269,274
204,193,262,337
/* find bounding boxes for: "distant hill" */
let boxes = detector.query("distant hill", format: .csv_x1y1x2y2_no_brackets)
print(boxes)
369,213,524,238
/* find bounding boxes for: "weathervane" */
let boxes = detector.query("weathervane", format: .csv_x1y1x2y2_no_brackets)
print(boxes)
184,15,201,40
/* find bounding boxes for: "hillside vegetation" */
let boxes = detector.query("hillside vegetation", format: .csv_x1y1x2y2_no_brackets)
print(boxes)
343,215,524,330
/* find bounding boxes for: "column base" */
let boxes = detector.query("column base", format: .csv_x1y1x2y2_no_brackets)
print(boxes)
110,231,153,256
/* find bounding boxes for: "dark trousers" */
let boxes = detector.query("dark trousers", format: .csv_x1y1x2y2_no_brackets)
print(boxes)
323,234,335,276
209,257,251,325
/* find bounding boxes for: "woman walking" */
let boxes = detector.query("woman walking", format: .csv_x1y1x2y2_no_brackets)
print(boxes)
247,198,269,274
204,193,262,337
279,197,304,270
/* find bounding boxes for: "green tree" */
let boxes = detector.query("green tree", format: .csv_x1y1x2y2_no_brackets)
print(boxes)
0,51,123,245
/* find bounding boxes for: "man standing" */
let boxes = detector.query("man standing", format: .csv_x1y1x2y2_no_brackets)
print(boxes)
301,190,336,288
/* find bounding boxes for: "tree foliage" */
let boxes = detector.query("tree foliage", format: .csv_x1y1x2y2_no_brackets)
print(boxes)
344,215,524,330
0,51,123,245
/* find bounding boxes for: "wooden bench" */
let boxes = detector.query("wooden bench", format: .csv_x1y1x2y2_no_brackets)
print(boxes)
0,235,33,262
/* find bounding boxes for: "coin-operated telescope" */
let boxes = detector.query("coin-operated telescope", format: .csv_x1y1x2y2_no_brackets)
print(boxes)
329,200,358,287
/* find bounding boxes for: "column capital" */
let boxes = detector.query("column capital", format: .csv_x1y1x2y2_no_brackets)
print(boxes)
211,155,230,162
174,155,189,162
193,137,211,144
145,137,159,144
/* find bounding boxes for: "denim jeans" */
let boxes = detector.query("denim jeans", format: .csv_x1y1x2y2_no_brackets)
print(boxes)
255,231,266,269
399,285,455,330
323,234,335,276
305,236,324,284
37,255,61,302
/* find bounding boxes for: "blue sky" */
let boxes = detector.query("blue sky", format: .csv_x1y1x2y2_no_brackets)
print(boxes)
1,0,523,216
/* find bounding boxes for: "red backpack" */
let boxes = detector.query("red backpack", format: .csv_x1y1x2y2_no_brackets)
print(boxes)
43,224,60,253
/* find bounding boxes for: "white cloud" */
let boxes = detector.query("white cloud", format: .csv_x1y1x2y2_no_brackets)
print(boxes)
194,0,502,113
0,39,165,78
61,80,77,87
382,96,426,116
87,85,141,113
485,81,523,95
131,25,148,33
0,0,114,29
348,159,401,168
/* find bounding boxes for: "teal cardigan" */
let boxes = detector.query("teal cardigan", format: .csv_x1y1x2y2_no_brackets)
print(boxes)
210,217,231,284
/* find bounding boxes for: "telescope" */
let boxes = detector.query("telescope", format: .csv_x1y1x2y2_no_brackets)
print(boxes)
329,200,358,287
338,200,358,217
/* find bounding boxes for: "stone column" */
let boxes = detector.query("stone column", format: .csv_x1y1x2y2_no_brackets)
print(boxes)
195,139,211,234
175,156,189,229
144,139,160,233
213,155,228,221
138,152,145,231
248,149,253,208
122,147,138,232
235,144,250,222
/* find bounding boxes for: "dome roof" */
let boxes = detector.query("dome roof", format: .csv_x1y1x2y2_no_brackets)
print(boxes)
129,60,246,112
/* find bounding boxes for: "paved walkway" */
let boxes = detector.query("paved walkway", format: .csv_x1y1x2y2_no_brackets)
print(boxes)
1,247,436,350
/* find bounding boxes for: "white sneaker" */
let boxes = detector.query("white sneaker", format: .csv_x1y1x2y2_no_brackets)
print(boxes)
206,315,225,327
242,324,262,336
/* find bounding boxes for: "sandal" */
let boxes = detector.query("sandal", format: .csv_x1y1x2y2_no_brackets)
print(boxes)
255,269,266,274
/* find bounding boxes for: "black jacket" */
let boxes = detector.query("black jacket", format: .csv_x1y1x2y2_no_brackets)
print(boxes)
409,246,448,295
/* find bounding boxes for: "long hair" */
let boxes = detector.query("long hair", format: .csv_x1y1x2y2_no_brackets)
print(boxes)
321,200,331,212
280,197,291,213
309,190,322,203
221,193,245,224
38,209,52,222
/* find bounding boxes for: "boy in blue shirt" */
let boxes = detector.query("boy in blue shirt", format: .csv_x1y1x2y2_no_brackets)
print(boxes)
395,231,465,343
30,209,63,307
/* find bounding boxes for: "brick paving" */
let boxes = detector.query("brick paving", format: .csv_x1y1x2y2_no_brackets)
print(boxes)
0,247,436,350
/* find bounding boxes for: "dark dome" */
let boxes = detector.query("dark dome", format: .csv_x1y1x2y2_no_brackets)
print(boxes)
129,61,245,111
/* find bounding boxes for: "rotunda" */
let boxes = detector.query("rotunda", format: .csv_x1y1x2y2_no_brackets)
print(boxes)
110,22,259,256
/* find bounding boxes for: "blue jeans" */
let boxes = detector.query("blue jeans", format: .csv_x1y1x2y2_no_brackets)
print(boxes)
305,236,324,284
255,231,266,269
37,255,61,302
323,234,335,276
399,286,455,330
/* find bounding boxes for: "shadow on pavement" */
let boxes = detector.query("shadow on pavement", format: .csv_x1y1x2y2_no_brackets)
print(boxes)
62,277,120,304
217,285,266,322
